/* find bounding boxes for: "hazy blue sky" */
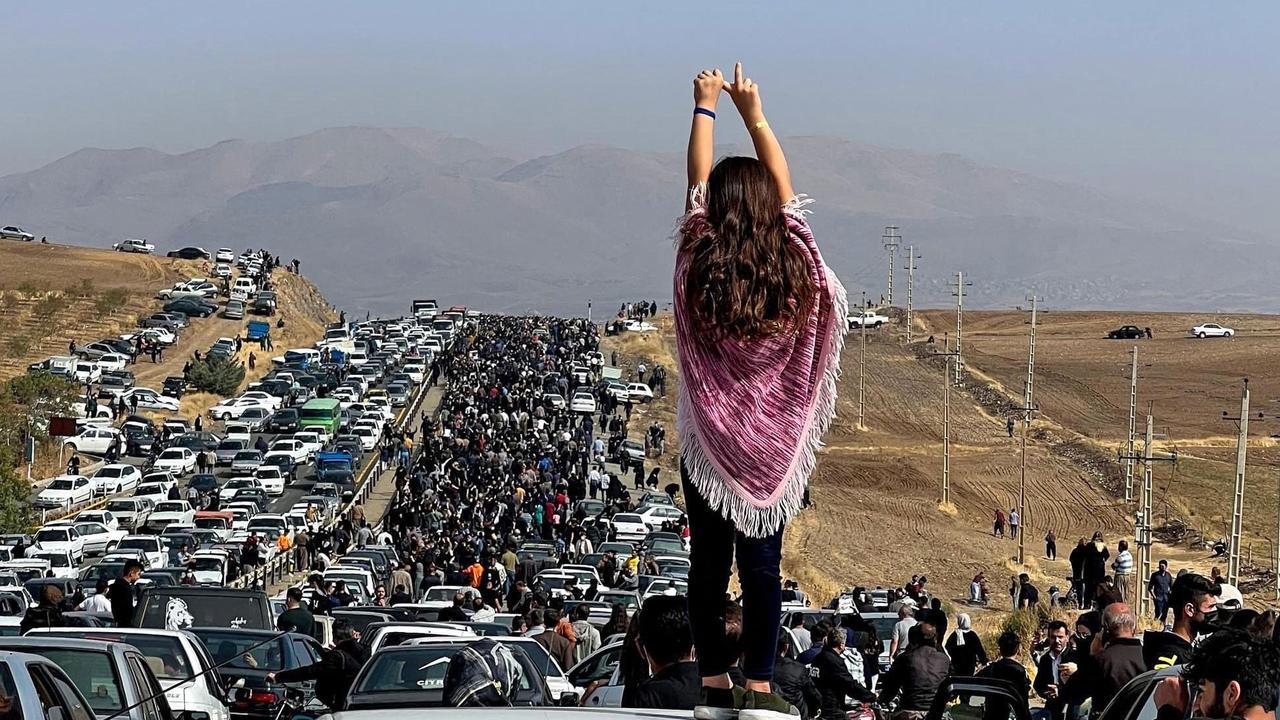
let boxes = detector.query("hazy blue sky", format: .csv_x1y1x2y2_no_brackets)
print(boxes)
5,1,1280,232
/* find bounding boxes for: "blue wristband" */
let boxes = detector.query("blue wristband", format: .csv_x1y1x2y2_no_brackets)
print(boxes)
693,107,716,120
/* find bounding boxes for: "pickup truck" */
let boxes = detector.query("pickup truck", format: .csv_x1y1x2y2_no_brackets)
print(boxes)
316,451,355,489
27,355,76,377
847,310,891,329
246,320,271,341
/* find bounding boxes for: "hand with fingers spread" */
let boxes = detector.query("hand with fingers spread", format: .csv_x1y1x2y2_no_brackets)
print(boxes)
693,68,726,111
723,61,764,124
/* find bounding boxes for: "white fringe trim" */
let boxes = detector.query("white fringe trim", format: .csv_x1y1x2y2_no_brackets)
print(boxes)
679,267,849,539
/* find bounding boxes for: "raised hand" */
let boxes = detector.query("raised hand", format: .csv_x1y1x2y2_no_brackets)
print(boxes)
723,62,764,122
693,68,726,110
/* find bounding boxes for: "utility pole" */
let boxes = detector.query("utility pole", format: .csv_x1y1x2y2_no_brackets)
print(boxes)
883,226,900,307
903,246,922,343
1117,406,1176,620
858,291,867,431
934,334,961,505
950,272,971,385
1016,295,1041,565
1124,347,1138,502
1223,379,1265,586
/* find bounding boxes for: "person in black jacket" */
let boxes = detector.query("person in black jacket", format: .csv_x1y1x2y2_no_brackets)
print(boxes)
1034,621,1075,720
20,585,66,634
1068,539,1088,608
945,613,989,676
977,631,1030,720
1060,603,1145,714
1081,532,1111,606
269,620,369,711
110,561,143,627
878,623,951,715
814,627,875,720
773,629,821,719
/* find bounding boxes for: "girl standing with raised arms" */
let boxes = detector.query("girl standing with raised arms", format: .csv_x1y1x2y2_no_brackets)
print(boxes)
676,62,848,719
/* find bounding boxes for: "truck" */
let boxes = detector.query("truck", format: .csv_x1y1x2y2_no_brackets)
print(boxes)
847,310,891,329
245,320,271,342
27,355,77,378
315,451,355,489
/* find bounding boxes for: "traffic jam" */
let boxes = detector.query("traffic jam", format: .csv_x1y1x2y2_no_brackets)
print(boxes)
0,295,702,717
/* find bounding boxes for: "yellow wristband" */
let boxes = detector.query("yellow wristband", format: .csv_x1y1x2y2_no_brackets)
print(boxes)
750,119,769,132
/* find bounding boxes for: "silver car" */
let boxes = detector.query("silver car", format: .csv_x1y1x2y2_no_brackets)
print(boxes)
222,300,246,320
0,637,174,720
0,649,95,718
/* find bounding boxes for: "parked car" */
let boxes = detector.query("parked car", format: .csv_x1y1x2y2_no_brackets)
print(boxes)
91,464,142,495
223,300,246,320
112,238,156,254
36,475,95,510
163,298,216,318
166,246,211,260
0,649,97,718
1107,325,1148,339
120,387,181,412
62,427,120,456
191,628,320,720
136,586,273,630
30,627,232,720
0,226,36,241
1191,322,1235,338
153,447,198,476
848,310,891,329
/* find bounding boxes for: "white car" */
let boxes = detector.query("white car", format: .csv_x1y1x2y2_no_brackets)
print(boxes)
624,319,658,333
72,361,101,385
209,396,271,421
120,387,180,412
149,500,195,527
113,238,155,254
33,526,84,561
253,467,286,496
96,353,130,373
133,481,175,505
153,447,197,476
215,248,235,263
92,464,142,495
36,475,95,510
213,264,232,278
351,426,379,451
570,390,597,414
609,513,650,542
114,535,165,568
635,505,686,530
403,363,426,384
70,521,125,555
267,439,309,465
74,510,120,533
292,431,323,458
626,383,654,403
1191,323,1235,338
543,392,566,410
220,477,262,504
847,310,891,329
0,226,35,242
63,427,120,456
223,424,251,444
239,391,281,412
29,549,77,579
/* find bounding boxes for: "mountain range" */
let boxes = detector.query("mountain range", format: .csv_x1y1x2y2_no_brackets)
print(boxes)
1,126,1275,316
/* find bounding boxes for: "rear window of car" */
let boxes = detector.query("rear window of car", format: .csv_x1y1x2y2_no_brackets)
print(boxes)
138,591,269,630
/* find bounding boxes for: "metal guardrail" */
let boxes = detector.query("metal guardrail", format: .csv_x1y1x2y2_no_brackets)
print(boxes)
230,377,434,592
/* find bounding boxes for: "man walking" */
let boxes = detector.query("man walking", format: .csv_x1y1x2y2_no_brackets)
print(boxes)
1147,559,1174,625
1008,508,1020,540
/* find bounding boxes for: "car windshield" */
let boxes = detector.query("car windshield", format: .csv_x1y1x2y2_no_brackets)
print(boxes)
196,631,286,670
159,450,184,459
192,557,223,572
423,587,457,602
613,515,642,524
35,530,68,543
155,503,187,513
48,480,76,490
96,467,124,479
118,538,156,550
106,502,135,512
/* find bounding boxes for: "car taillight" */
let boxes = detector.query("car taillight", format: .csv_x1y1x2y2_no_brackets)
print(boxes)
248,691,278,705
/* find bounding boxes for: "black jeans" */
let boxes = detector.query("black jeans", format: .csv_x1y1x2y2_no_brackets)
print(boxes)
682,462,784,681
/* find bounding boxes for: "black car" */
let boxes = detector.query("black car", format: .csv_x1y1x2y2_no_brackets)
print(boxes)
1107,325,1147,340
137,586,274,630
333,435,363,458
257,379,293,400
189,473,219,495
259,454,298,482
166,246,211,260
171,431,222,453
191,628,321,720
123,426,157,454
164,298,216,318
232,487,269,512
265,409,301,433
344,642,550,710
162,376,187,398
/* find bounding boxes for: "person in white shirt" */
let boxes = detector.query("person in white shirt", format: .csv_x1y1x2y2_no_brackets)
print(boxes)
77,579,112,613
889,605,917,657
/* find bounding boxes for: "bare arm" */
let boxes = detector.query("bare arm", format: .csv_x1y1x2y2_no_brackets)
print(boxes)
725,62,794,202
687,69,725,211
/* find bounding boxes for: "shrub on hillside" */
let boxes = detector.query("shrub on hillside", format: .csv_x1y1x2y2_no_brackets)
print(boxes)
68,278,95,297
4,335,31,357
94,288,130,314
33,291,69,318
16,281,44,296
187,356,246,396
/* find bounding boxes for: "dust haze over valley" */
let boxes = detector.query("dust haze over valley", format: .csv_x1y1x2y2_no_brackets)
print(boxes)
3,126,1278,317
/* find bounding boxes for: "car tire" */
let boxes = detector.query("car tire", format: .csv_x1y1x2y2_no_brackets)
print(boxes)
1198,332,1206,338
1226,331,1234,337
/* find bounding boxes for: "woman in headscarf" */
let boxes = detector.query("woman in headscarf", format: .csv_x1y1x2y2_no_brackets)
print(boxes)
944,614,989,677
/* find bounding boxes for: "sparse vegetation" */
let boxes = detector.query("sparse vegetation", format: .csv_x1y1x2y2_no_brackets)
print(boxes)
33,291,69,318
4,335,31,358
187,355,246,396
94,287,130,314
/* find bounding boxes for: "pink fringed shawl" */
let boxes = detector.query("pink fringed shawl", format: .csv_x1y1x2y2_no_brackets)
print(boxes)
674,191,848,538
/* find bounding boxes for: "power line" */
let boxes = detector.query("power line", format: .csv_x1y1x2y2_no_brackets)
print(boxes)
932,334,962,505
883,226,900,307
902,246,922,343
950,272,972,385
1222,379,1267,586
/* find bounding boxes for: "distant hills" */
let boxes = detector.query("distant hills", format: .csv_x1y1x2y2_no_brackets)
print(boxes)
1,126,1276,315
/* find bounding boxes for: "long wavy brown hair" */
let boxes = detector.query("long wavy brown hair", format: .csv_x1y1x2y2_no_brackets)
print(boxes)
680,156,815,340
